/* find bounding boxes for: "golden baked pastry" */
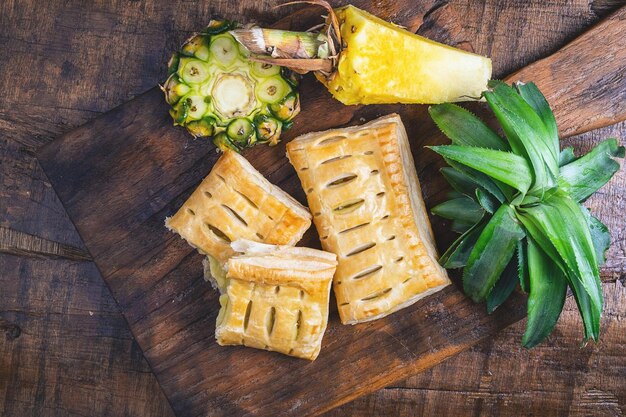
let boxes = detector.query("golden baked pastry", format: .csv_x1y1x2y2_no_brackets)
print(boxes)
287,114,450,324
166,150,311,291
216,240,337,360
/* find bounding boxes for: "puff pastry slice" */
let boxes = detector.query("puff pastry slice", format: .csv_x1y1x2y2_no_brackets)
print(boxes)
166,150,311,291
216,240,337,360
287,114,450,324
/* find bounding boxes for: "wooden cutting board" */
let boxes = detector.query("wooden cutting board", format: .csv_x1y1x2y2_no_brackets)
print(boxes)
37,4,626,417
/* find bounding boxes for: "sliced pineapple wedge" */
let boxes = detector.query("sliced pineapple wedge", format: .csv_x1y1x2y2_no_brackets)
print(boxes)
319,6,492,105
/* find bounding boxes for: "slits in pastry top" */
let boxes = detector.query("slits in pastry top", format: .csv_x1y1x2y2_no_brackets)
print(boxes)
216,239,337,360
165,150,311,265
287,114,450,324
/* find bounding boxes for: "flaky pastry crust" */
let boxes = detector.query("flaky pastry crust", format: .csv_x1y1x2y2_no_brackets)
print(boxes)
165,150,311,268
287,114,450,324
216,240,337,360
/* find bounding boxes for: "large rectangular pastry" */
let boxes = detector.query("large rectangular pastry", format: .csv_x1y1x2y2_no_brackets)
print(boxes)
286,114,450,324
216,240,337,360
166,150,312,291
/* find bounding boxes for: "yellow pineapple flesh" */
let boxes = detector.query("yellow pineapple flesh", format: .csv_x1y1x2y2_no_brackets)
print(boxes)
317,6,492,105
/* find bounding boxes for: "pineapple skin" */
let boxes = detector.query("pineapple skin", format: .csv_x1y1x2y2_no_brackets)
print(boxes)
317,6,492,105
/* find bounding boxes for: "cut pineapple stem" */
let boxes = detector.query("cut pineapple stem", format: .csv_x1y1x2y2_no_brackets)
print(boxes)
213,131,239,152
212,73,256,119
163,74,190,104
163,19,301,148
232,30,334,74
186,117,215,137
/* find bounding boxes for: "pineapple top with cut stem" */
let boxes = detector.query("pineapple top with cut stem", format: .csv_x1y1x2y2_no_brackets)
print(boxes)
162,20,301,152
318,6,492,105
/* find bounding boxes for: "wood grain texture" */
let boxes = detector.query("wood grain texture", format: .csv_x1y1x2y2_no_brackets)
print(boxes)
0,0,179,415
2,0,625,416
507,6,626,138
0,254,175,417
0,227,91,261
35,2,626,417
327,281,626,417
0,88,174,417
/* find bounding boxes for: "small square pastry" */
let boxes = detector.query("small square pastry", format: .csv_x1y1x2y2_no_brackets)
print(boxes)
216,240,337,360
166,150,312,291
287,114,450,324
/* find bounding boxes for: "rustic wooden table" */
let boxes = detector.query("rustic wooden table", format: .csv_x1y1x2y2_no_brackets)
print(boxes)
1,0,624,416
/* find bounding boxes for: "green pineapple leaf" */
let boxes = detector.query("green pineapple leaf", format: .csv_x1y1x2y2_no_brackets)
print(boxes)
559,138,625,202
484,81,558,195
440,220,487,268
516,193,602,342
450,220,474,234
581,209,611,266
514,82,559,150
429,103,509,150
486,256,519,313
463,205,525,302
475,188,498,214
559,147,576,166
431,197,484,224
429,145,533,195
445,160,509,202
430,81,623,347
446,190,469,200
440,167,480,198
522,238,568,348
517,239,530,293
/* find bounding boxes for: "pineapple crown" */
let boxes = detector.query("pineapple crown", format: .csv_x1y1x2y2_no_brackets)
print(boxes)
428,80,624,347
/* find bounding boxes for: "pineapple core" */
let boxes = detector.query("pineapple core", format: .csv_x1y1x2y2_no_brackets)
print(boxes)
318,6,492,105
